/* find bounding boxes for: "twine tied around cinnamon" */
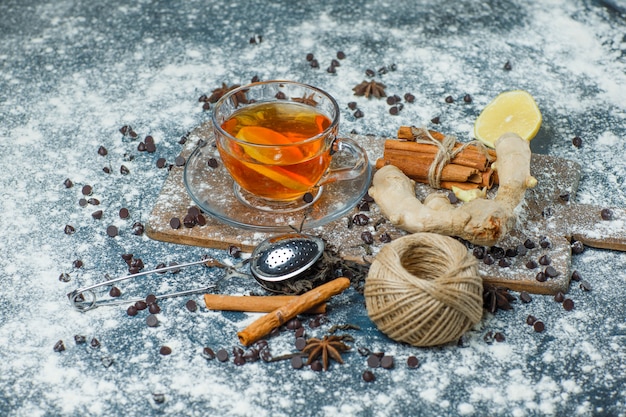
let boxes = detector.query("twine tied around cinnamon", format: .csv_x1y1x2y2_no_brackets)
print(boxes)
364,233,483,347
410,126,494,189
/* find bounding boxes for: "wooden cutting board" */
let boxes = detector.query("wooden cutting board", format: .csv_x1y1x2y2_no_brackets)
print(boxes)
146,122,626,295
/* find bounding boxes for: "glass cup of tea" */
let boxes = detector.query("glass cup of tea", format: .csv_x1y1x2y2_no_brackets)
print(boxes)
211,81,369,212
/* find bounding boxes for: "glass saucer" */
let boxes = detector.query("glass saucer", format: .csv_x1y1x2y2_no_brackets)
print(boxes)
183,134,372,232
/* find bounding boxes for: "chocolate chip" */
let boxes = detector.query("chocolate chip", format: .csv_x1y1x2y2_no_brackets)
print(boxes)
519,292,532,303
563,298,575,311
109,287,121,297
127,305,138,316
472,246,486,259
294,327,305,338
347,101,357,110
538,255,551,265
285,318,302,330
146,314,159,327
202,347,216,360
516,244,528,256
74,335,87,344
305,53,314,62
207,158,218,168
53,340,66,352
119,125,131,135
159,346,172,355
156,158,167,168
463,94,472,103
571,241,584,255
310,360,323,372
379,233,392,243
175,156,186,167
64,178,74,188
554,291,565,303
90,338,101,349
494,332,505,342
431,116,440,124
539,236,551,249
291,355,304,369
498,258,511,268
362,370,376,382
571,270,582,281
526,315,537,325
357,200,370,211
145,142,156,153
91,210,103,220
216,349,229,362
572,136,583,148
138,142,146,152
337,51,346,59
367,354,380,368
120,165,130,175
132,222,144,235
533,321,545,333
119,208,130,219
490,246,505,259
106,225,118,237
183,214,196,228
600,208,614,220
79,198,88,207
523,239,536,249
228,245,241,258
483,254,494,265
354,109,364,118
98,146,108,156
309,59,319,69
544,266,559,278
82,185,93,196
579,280,592,291
295,337,307,351
389,106,400,115
365,68,375,77
407,356,420,369
145,294,157,305
535,271,546,282
186,299,198,312
135,300,147,311
169,217,181,229
352,213,369,226
152,393,165,404
58,272,71,282
404,93,415,103
361,231,374,245
148,303,161,314
503,61,512,70
526,260,538,269
88,198,100,206
505,247,518,258
445,95,454,103
380,355,394,369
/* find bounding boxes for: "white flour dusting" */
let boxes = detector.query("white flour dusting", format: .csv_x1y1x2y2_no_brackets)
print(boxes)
1,0,626,416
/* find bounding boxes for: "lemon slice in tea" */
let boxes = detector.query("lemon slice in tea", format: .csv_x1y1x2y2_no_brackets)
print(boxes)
474,90,542,148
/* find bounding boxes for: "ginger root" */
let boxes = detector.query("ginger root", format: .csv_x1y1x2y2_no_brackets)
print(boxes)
369,133,537,246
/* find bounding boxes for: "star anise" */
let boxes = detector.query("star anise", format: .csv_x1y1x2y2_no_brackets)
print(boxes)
352,80,387,99
291,93,319,107
483,284,516,313
302,335,351,371
207,83,249,106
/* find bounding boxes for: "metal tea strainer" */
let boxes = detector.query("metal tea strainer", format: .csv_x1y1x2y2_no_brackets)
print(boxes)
67,233,326,311
249,233,325,293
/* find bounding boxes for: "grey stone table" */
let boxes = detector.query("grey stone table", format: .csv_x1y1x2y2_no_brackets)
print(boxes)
1,1,625,416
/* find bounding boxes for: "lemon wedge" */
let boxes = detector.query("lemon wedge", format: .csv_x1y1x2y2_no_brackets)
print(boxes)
474,90,542,148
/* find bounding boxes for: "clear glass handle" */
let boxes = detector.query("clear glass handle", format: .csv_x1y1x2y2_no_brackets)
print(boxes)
319,137,369,186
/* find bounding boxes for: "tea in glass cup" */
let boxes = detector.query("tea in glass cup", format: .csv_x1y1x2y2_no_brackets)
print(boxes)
212,81,368,211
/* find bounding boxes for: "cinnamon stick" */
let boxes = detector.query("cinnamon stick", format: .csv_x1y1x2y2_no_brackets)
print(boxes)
204,294,326,314
384,139,490,171
237,277,350,346
397,126,497,159
375,157,483,184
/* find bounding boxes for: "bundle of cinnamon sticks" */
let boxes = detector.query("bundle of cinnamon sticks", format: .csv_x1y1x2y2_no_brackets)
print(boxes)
375,126,498,191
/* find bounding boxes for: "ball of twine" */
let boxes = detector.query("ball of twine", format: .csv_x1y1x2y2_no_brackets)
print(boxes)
364,233,483,347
